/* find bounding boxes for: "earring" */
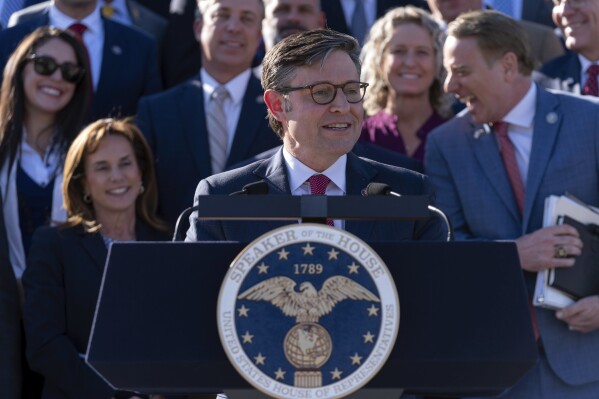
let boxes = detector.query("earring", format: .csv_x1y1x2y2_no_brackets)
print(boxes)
139,183,145,195
83,193,92,203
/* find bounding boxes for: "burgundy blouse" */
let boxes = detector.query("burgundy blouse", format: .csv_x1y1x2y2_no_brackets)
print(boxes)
360,110,448,162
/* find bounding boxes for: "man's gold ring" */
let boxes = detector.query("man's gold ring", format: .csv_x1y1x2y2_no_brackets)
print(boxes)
554,244,568,259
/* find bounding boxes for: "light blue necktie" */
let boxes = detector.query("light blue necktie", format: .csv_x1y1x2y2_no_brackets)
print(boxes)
351,0,367,44
0,0,24,27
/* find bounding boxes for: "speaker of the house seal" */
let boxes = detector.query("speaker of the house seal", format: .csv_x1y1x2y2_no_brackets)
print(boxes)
217,223,400,399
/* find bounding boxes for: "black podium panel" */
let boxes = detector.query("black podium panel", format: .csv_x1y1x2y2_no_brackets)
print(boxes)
87,241,537,396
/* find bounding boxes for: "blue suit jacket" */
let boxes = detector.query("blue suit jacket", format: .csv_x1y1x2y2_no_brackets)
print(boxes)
425,85,599,387
22,223,168,399
539,50,583,94
186,149,444,243
136,74,281,226
0,11,162,121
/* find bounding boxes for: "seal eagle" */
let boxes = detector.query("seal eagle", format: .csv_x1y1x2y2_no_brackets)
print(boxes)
238,276,380,323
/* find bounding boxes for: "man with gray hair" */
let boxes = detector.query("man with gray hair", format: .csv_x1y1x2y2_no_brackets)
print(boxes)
137,0,280,227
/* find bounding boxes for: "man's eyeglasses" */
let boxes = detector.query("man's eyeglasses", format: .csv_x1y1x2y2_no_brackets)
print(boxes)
552,0,588,8
26,54,85,84
278,81,369,105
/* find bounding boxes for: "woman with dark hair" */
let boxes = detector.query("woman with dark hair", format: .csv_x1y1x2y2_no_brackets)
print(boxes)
0,25,90,398
359,6,452,163
0,25,90,287
23,118,169,399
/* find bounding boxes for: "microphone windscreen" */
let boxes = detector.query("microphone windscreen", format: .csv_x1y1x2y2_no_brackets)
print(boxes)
362,182,392,196
242,180,269,195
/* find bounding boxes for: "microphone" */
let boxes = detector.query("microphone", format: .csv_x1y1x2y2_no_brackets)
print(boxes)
362,182,453,241
229,180,269,196
172,180,269,241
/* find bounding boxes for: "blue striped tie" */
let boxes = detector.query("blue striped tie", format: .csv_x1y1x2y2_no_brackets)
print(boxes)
351,0,367,44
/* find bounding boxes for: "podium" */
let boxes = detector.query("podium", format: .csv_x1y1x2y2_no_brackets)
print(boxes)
87,196,538,397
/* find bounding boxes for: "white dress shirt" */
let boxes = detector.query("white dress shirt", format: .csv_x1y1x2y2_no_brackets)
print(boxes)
201,68,251,155
49,4,104,89
283,148,347,229
501,83,536,185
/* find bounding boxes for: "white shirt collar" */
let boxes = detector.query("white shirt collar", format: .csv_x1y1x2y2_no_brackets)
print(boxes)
282,147,347,194
200,68,252,106
502,82,536,129
49,2,103,32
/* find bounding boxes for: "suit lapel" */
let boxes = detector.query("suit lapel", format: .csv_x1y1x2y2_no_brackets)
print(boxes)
181,78,213,175
79,230,108,272
227,76,266,167
468,119,522,225
254,149,292,231
345,153,377,238
95,19,124,115
560,51,582,93
523,87,561,231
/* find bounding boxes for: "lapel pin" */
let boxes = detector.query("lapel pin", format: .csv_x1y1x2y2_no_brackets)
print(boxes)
474,123,491,139
111,45,122,55
546,112,558,124
255,95,264,104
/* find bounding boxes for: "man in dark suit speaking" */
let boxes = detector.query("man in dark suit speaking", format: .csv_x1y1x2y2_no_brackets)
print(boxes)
186,28,445,243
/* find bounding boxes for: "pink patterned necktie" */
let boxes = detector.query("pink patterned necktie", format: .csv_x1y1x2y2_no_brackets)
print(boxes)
308,174,334,226
493,122,540,340
68,23,93,94
583,64,599,96
493,122,525,216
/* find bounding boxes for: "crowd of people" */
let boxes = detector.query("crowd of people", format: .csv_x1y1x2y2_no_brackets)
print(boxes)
0,0,598,399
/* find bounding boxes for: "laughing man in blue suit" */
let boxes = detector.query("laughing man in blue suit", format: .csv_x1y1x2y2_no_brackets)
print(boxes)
0,0,162,121
426,11,599,398
137,0,280,227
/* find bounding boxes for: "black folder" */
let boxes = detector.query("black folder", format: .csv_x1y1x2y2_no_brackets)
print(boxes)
551,215,599,299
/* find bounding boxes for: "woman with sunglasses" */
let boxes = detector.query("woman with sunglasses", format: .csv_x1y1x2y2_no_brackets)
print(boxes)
0,26,90,398
23,118,169,399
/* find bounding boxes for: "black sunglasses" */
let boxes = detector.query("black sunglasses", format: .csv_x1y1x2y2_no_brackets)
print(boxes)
26,54,85,84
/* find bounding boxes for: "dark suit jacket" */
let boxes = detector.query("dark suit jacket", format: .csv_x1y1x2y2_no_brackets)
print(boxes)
538,50,584,94
136,73,281,226
0,10,162,121
230,142,423,173
9,0,167,45
186,149,444,243
22,222,168,399
0,194,22,399
322,0,428,35
161,0,201,88
522,0,554,28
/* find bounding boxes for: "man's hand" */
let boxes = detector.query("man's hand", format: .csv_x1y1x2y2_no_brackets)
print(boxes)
556,296,599,333
515,225,581,272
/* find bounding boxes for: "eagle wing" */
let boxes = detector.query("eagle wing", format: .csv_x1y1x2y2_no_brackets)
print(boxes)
316,276,380,316
237,276,303,317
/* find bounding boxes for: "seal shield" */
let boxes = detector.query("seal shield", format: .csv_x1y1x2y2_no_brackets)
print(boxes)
218,224,399,399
